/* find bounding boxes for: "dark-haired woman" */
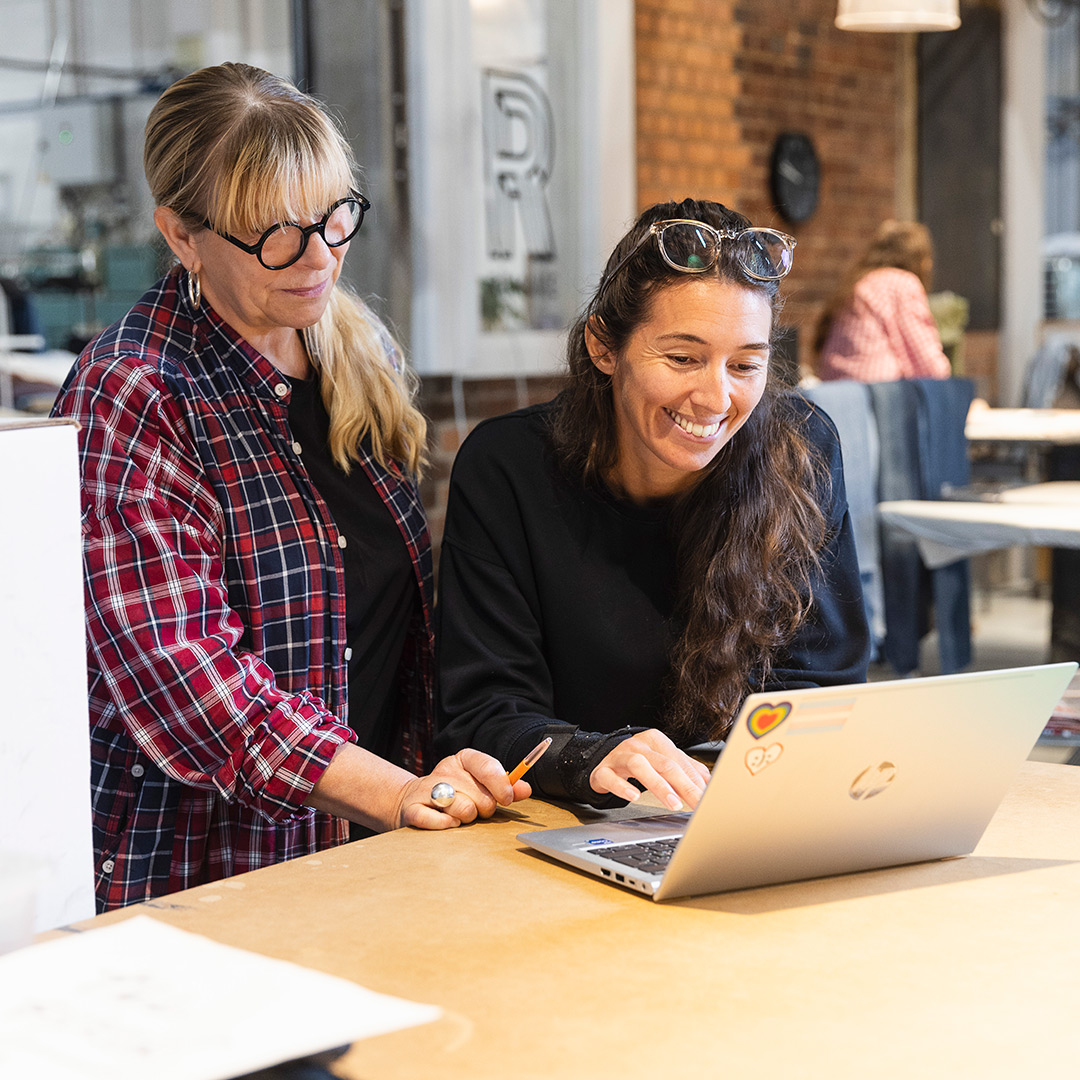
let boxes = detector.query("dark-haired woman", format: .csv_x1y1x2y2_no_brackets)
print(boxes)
435,200,870,810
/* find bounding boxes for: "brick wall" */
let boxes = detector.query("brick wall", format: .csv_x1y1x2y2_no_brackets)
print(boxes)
421,2,914,557
418,375,565,554
637,0,907,369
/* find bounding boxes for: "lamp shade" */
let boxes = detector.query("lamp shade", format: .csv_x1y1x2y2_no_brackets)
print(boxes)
835,0,960,31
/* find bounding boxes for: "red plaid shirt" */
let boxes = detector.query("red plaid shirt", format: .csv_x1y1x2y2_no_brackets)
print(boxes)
52,269,434,911
818,267,951,383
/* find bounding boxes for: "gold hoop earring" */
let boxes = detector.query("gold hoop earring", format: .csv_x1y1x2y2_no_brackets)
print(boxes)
186,268,201,310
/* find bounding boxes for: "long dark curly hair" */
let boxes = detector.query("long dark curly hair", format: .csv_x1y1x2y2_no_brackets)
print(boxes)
551,198,829,742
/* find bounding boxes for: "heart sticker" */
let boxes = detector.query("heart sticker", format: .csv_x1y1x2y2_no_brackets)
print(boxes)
746,702,791,739
745,743,783,776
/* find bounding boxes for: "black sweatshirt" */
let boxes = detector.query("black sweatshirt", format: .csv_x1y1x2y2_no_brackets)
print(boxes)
434,396,870,806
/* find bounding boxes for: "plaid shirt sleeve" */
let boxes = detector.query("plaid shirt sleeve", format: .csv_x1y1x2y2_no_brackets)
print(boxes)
74,357,354,822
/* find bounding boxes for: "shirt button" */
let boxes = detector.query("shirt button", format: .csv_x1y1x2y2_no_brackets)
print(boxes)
274,382,289,398
337,535,347,549
101,859,116,874
292,441,302,454
131,764,145,778
344,647,353,661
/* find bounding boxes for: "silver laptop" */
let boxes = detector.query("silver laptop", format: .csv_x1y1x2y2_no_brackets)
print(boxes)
518,662,1077,901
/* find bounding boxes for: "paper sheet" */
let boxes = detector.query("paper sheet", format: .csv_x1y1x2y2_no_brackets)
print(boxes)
0,915,440,1080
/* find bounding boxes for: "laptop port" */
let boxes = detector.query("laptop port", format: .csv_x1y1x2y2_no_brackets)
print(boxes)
615,873,625,883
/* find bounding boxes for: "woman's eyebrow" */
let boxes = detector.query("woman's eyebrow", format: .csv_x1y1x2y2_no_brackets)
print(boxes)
656,332,771,350
655,332,709,345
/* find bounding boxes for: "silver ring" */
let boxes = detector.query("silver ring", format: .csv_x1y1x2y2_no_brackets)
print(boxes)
430,782,456,808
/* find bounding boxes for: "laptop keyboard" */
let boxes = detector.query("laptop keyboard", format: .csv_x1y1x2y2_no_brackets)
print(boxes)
593,836,681,873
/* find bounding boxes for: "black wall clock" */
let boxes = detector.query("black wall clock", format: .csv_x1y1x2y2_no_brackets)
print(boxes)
770,132,820,224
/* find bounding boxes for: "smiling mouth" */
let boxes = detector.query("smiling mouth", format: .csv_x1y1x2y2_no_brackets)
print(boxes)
664,408,723,439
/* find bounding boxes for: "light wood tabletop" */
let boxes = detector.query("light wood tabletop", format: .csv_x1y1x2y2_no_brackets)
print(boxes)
59,761,1080,1079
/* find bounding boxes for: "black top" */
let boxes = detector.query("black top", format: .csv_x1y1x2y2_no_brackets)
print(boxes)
434,396,870,806
287,374,417,762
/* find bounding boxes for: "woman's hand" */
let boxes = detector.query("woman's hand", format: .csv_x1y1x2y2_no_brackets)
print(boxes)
395,749,532,830
590,729,711,810
305,744,530,833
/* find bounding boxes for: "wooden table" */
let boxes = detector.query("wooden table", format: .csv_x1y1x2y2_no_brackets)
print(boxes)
965,407,1080,491
965,406,1080,446
57,761,1080,1079
961,414,1080,664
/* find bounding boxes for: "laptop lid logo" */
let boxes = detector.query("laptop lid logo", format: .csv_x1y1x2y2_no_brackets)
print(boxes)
849,762,898,801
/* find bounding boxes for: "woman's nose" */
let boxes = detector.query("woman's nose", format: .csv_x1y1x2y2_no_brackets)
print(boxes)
298,231,337,269
698,362,733,409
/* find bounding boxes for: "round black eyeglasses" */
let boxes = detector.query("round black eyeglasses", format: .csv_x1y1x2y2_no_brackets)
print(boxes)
205,191,370,270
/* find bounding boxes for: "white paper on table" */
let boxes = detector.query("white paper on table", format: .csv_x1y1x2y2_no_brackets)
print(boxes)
0,915,441,1080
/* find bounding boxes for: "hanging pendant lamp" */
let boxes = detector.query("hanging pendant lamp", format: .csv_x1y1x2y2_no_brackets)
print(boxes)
835,0,960,31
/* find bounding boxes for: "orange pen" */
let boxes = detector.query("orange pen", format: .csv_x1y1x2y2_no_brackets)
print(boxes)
506,737,552,785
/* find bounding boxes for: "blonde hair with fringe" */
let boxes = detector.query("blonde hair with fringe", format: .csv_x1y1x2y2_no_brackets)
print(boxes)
144,61,426,476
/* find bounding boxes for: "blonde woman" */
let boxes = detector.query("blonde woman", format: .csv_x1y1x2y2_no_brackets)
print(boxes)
52,63,528,911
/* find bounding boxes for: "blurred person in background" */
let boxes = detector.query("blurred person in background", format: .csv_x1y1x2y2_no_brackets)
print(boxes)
813,219,952,383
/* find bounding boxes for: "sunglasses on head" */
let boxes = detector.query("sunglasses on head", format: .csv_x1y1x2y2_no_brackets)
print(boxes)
601,219,796,293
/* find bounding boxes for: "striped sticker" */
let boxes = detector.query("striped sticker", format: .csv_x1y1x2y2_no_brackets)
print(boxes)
787,697,857,735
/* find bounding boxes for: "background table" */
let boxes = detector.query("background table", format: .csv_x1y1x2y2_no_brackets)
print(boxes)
965,406,1080,446
961,413,1080,666
55,761,1080,1079
0,350,76,410
878,489,1080,569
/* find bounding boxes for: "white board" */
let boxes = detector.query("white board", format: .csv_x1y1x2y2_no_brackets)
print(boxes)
0,418,94,936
